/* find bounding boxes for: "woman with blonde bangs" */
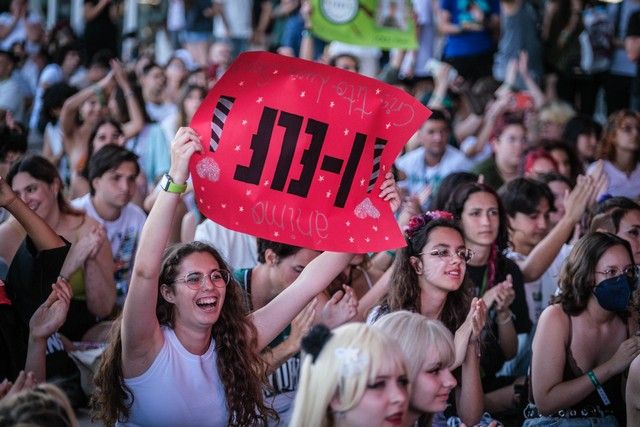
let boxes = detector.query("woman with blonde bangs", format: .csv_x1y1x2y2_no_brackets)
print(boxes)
374,311,457,427
290,323,409,427
589,109,640,199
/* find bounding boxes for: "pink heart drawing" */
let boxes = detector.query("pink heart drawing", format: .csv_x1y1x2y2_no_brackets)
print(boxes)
354,198,380,219
196,157,220,182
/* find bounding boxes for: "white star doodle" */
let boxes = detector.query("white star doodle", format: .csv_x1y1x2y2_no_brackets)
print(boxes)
274,231,279,237
241,120,247,125
263,179,270,186
360,178,365,186
344,128,349,136
318,175,325,182
375,88,381,95
326,190,332,198
221,203,227,209
234,145,241,151
349,237,354,243
199,198,203,204
206,205,210,210
364,237,370,243
273,70,279,75
385,123,391,129
238,81,245,86
239,206,244,212
200,186,205,192
372,225,378,231
256,97,263,103
346,221,351,227
329,101,335,108
300,91,306,97
384,236,389,241
246,189,252,196
382,165,386,171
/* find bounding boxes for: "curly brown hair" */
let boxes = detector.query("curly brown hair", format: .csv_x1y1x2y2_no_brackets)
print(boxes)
553,232,636,316
598,109,640,164
380,217,473,332
91,242,277,426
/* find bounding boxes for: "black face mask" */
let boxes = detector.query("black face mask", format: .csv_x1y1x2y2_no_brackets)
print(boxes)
593,274,634,312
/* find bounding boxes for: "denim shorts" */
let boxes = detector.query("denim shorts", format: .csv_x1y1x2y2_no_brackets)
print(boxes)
180,31,212,44
523,415,618,427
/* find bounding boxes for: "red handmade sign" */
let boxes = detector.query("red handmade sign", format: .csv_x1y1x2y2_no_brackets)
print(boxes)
190,52,430,252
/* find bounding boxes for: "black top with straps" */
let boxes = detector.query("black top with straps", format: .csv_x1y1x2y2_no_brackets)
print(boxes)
530,309,626,424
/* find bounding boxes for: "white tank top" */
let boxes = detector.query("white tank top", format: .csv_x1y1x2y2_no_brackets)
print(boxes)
117,327,228,427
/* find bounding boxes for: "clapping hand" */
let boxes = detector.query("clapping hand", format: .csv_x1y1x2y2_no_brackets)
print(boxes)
29,277,73,340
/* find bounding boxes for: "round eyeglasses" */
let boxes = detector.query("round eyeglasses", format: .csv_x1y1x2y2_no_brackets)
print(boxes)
420,248,474,263
594,265,639,281
173,270,231,290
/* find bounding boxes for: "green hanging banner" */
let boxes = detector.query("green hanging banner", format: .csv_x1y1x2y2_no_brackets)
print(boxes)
310,0,418,49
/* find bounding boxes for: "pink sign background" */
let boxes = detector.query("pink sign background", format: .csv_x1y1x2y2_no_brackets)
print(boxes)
189,52,431,252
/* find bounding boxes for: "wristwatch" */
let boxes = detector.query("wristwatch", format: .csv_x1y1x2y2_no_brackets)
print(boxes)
159,173,187,194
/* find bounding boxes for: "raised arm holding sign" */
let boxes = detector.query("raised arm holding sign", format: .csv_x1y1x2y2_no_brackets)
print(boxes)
189,51,430,252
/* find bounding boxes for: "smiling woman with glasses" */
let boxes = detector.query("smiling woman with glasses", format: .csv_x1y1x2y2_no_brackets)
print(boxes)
370,211,486,427
525,232,640,426
588,109,640,200
91,128,366,426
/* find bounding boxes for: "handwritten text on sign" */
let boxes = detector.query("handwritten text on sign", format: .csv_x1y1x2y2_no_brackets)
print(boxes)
190,52,430,252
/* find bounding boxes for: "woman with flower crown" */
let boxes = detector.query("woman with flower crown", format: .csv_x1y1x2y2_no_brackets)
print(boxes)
370,210,486,426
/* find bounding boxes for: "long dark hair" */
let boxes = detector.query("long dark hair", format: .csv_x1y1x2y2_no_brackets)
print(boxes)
553,232,635,316
381,214,473,332
446,182,510,291
91,242,277,426
7,154,82,217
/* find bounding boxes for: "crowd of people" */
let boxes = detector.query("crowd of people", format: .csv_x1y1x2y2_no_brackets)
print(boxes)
0,0,640,426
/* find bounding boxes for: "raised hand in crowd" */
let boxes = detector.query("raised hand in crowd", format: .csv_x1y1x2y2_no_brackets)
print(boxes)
25,277,73,382
0,371,37,402
317,285,358,329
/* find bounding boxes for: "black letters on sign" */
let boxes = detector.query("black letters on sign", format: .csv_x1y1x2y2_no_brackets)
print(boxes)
234,106,378,208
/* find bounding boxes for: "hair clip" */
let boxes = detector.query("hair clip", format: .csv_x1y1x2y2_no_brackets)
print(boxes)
404,210,454,239
334,347,370,377
301,324,333,363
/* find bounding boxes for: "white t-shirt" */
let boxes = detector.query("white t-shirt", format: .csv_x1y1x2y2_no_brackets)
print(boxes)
117,327,228,427
214,0,252,39
0,13,26,50
145,101,178,123
72,195,147,304
0,76,25,122
395,145,474,196
588,160,640,200
194,219,257,270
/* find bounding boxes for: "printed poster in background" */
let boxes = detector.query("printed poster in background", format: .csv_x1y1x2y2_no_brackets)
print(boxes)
310,0,418,50
189,52,430,252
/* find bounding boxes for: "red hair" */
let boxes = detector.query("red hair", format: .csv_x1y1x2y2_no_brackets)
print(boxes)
523,148,558,175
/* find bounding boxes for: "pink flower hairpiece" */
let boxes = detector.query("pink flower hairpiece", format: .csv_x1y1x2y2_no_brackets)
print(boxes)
404,210,454,239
